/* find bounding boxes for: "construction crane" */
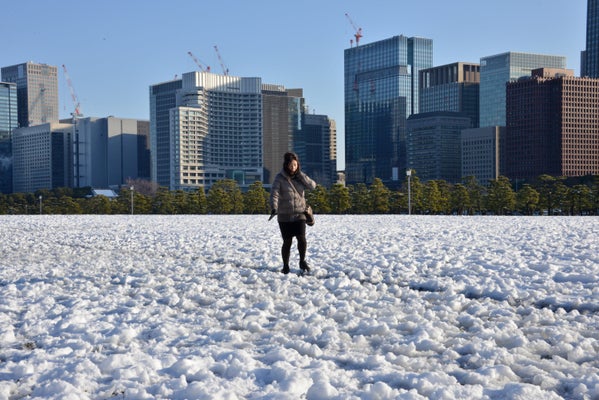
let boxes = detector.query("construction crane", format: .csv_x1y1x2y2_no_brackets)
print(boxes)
345,13,363,47
61,64,83,119
62,64,84,187
213,45,229,75
187,51,211,72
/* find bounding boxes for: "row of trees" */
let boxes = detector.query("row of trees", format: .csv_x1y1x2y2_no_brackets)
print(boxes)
309,174,599,216
1,174,598,215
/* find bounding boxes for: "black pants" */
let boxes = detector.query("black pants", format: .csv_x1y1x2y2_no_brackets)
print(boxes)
278,220,307,267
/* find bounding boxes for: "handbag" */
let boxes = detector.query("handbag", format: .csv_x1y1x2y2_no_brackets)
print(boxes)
304,205,315,226
287,176,315,227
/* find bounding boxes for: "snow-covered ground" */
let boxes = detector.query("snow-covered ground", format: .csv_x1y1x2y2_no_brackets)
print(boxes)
0,215,597,400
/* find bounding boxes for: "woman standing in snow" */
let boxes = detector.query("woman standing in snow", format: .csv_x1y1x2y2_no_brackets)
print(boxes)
270,152,317,274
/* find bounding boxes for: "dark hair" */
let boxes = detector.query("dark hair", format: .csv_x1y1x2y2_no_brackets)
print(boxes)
283,152,300,175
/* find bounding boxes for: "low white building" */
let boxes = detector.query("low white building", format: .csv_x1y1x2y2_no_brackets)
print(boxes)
11,117,150,193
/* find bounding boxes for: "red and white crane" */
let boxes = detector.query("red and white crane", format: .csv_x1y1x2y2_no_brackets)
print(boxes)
187,51,211,72
213,45,229,76
62,64,83,119
345,13,363,47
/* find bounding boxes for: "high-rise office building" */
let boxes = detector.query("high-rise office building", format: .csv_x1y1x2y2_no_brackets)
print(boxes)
504,68,599,181
169,105,208,189
169,71,263,190
73,117,150,189
1,62,59,128
345,35,433,186
461,126,503,186
419,62,480,128
328,120,337,176
262,85,303,184
262,86,336,187
479,52,566,127
406,111,471,183
152,72,330,190
12,122,73,193
299,113,337,187
149,78,182,187
136,119,151,180
582,0,599,77
0,82,18,193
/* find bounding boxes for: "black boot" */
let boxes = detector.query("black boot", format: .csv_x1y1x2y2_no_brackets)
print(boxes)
299,260,310,273
281,265,290,274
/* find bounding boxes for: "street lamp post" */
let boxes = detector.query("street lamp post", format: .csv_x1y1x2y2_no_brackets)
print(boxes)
406,169,412,215
39,195,43,215
130,186,134,215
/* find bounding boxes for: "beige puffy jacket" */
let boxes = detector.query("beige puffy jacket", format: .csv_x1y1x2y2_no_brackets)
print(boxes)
270,170,316,222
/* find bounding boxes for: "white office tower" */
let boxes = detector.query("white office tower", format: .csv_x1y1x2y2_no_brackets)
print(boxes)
170,72,263,190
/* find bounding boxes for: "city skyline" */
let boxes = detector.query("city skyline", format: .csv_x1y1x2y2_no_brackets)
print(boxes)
1,1,587,170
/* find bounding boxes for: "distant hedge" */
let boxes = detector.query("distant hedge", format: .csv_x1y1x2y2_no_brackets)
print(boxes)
1,174,598,216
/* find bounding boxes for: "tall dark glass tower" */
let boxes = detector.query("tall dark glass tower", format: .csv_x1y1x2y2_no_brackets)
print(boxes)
583,0,599,77
0,82,18,193
344,35,432,186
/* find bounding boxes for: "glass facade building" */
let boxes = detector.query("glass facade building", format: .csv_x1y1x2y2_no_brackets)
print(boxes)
461,126,503,186
419,62,480,128
479,52,566,127
300,113,337,188
406,111,472,183
344,35,433,186
583,0,599,77
0,82,18,193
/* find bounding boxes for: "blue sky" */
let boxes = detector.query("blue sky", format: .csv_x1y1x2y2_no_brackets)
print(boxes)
2,0,587,169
